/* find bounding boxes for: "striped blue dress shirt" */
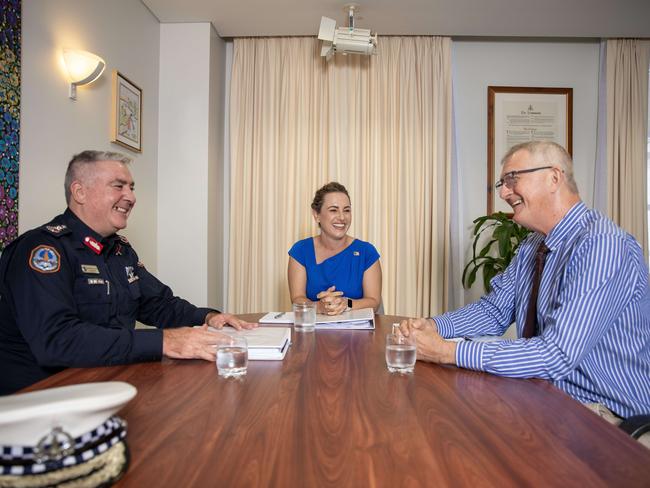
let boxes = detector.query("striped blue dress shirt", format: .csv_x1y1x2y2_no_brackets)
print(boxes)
435,202,650,417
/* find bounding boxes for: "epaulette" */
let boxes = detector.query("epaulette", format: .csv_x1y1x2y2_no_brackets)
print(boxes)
41,224,71,237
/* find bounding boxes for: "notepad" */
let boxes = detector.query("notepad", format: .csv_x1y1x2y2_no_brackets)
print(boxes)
209,327,292,360
259,308,375,330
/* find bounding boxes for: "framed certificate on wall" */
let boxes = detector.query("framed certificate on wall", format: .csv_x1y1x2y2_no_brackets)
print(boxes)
487,86,572,214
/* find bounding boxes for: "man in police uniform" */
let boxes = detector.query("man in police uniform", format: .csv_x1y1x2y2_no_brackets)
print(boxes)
0,150,255,394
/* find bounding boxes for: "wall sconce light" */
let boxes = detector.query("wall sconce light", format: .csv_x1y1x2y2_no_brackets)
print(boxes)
62,48,106,100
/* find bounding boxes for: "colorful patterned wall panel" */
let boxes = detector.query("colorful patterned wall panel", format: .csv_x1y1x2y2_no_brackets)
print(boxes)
0,0,20,251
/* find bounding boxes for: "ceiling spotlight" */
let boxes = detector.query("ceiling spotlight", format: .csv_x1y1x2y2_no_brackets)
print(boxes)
318,4,377,61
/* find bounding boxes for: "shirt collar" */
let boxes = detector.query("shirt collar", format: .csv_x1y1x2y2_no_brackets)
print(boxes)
62,208,114,250
543,201,588,251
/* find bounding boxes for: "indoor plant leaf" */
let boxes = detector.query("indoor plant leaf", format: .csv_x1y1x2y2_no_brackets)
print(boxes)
464,213,530,292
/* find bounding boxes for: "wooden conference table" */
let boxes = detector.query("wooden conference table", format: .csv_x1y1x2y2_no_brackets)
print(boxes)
26,314,650,487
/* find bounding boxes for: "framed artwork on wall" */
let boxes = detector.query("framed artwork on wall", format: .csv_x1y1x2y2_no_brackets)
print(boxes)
487,86,572,214
111,71,142,152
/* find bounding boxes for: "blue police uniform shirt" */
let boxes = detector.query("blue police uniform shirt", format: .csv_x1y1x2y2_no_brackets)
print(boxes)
0,209,216,394
288,237,380,301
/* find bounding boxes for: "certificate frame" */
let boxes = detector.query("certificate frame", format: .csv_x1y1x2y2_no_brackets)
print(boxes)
111,71,142,152
487,86,572,214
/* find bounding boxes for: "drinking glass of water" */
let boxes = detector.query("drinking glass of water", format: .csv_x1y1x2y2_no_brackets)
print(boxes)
293,302,316,332
216,336,248,378
385,329,416,374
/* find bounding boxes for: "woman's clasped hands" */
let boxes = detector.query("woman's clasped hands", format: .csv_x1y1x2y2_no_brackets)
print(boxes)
316,286,347,315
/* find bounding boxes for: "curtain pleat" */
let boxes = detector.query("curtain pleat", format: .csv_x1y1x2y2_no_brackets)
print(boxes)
605,39,650,258
229,36,452,317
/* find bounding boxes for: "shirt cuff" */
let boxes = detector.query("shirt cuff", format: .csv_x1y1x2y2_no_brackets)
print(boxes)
455,340,486,371
433,314,455,338
132,328,164,362
194,307,220,325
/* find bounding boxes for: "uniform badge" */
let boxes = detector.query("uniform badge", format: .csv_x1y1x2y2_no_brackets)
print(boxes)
125,266,139,284
81,264,100,274
29,246,61,274
115,243,123,256
83,236,103,255
353,251,360,256
118,235,130,245
45,225,67,234
87,278,105,285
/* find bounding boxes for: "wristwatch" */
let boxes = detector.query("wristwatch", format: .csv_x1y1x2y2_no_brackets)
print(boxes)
347,298,353,310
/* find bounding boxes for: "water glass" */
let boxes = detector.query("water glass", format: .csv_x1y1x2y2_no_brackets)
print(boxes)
385,332,416,374
216,336,248,378
293,302,316,332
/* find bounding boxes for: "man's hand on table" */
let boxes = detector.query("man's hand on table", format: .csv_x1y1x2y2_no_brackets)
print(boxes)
398,317,457,365
204,312,257,331
162,314,257,361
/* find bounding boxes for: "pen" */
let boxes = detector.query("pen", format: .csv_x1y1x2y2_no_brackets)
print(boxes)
274,312,284,319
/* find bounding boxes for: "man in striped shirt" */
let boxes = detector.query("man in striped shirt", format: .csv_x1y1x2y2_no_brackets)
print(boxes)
400,141,650,441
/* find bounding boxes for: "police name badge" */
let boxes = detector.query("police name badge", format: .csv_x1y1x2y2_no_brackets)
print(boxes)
29,246,61,274
81,264,100,274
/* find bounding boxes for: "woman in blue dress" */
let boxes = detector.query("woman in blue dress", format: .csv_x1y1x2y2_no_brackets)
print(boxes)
288,182,382,315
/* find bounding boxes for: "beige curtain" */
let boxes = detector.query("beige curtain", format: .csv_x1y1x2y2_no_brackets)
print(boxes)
606,39,650,257
228,37,452,317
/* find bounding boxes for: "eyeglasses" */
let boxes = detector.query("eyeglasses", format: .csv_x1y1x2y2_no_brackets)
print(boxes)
495,166,554,190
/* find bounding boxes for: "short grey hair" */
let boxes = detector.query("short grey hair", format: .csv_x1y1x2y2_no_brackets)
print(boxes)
501,140,579,194
64,150,131,204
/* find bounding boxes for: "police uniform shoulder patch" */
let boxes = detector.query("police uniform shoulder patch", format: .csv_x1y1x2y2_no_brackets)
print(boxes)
29,245,61,274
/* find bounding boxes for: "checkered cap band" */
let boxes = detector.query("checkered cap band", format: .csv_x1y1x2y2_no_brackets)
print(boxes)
0,416,127,476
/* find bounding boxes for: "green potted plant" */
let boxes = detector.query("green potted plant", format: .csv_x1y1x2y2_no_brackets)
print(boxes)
462,212,531,292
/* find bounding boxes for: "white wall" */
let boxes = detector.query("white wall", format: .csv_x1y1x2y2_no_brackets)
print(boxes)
222,41,233,308
157,23,227,309
21,0,160,270
452,39,600,304
208,30,227,310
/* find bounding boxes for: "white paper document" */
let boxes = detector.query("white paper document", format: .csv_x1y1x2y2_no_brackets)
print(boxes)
210,326,292,360
259,308,375,330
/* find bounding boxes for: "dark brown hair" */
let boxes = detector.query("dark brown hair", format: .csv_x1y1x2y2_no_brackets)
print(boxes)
311,182,350,213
